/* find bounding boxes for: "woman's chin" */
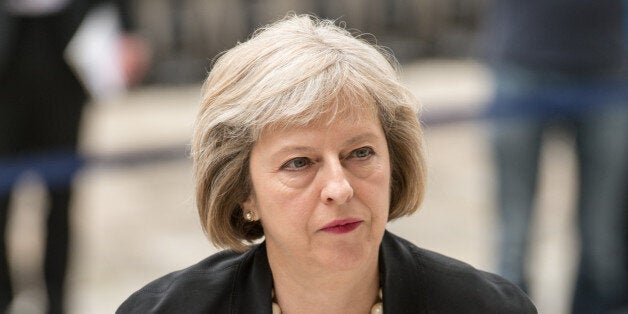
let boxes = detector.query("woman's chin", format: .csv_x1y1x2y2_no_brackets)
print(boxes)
312,240,378,271
311,226,383,270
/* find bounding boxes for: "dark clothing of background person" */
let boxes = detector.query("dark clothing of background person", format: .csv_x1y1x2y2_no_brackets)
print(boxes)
481,0,628,313
484,0,625,75
0,0,135,313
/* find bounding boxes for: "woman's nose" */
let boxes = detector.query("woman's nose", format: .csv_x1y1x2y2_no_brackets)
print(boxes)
320,160,354,205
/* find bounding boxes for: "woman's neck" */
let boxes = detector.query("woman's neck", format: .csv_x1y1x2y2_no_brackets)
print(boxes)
268,251,380,314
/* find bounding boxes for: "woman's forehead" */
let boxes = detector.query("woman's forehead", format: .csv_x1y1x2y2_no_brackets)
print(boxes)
253,111,385,156
261,97,379,134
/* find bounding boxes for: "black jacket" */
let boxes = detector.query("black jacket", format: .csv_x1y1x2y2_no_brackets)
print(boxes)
117,231,537,313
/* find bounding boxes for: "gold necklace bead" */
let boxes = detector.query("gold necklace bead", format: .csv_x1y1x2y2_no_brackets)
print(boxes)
371,302,383,314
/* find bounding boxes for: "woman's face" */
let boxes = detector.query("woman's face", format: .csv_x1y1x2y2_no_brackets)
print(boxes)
244,109,391,272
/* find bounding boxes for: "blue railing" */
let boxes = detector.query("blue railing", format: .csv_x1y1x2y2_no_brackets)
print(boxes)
1,81,626,194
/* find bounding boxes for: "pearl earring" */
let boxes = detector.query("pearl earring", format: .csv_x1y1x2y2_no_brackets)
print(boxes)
245,211,255,222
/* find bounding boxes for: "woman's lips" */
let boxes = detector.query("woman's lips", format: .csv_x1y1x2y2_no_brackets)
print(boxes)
320,219,363,234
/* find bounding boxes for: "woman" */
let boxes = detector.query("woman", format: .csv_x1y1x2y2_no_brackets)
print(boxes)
118,15,536,313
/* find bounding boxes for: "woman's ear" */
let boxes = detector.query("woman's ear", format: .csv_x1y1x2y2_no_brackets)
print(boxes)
241,195,258,221
241,194,256,212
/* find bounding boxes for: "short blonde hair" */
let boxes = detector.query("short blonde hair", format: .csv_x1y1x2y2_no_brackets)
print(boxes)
192,14,426,251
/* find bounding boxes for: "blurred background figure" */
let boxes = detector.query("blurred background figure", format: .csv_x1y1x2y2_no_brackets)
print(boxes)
0,0,149,313
481,0,628,313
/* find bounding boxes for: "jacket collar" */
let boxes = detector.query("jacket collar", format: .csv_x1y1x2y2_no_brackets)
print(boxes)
380,230,427,312
231,244,274,313
232,230,426,313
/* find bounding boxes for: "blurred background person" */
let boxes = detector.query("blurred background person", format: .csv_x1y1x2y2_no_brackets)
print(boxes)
481,0,628,313
0,0,149,313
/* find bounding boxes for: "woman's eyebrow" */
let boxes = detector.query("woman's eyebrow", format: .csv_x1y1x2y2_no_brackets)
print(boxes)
344,133,378,147
269,132,378,159
271,146,317,158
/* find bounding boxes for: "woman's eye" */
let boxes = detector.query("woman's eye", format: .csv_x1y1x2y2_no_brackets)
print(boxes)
281,157,312,170
350,147,374,159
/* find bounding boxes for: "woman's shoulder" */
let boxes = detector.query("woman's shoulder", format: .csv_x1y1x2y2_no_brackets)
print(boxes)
116,246,260,313
382,231,537,313
383,231,494,279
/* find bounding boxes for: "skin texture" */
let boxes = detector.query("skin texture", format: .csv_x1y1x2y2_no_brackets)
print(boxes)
243,109,390,313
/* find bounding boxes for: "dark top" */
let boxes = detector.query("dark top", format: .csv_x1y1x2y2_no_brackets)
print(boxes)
0,0,136,191
117,231,537,313
482,0,625,75
0,0,134,74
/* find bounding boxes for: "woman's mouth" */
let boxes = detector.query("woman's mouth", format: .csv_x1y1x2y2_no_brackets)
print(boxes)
320,219,363,234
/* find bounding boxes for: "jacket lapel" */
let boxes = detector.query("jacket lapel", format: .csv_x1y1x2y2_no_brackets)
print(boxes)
380,231,428,313
232,244,274,313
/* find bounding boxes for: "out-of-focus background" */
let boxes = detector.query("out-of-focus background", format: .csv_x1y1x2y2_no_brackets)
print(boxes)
3,0,626,313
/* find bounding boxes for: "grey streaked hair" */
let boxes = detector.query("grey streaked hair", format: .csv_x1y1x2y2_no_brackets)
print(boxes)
192,13,426,251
